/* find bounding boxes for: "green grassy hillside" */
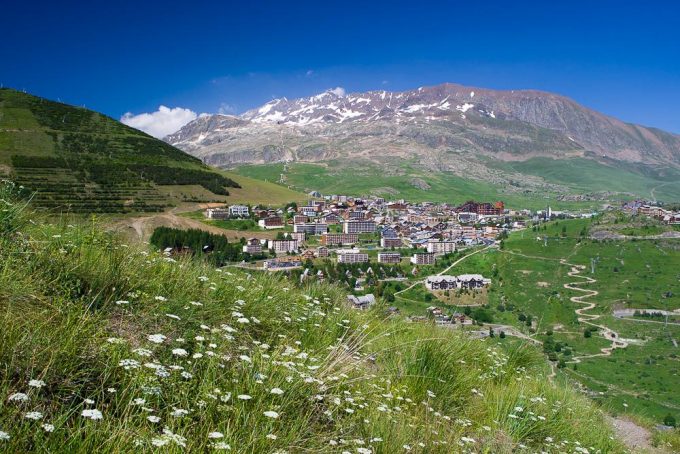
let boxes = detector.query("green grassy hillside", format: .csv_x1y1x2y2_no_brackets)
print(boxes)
404,216,680,425
235,158,680,209
0,181,623,452
0,89,243,213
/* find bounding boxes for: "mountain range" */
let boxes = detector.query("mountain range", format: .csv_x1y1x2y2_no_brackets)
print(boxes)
166,83,680,202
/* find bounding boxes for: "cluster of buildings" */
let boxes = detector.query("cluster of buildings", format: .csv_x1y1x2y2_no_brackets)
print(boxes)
207,197,519,271
425,274,491,291
622,201,680,224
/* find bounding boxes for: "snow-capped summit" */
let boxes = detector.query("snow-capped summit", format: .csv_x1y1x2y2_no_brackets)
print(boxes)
165,82,680,172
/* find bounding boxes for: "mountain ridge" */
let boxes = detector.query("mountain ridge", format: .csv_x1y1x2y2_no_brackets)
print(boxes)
167,82,680,170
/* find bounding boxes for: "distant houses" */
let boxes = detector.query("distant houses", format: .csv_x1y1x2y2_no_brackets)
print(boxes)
205,207,229,220
263,256,302,270
347,294,376,310
205,205,249,219
228,205,249,217
425,274,491,290
242,238,262,254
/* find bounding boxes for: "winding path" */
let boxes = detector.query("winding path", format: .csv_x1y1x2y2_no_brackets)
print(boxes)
561,260,628,362
500,249,629,363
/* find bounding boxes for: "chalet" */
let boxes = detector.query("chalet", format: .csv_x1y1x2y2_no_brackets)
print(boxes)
320,212,342,224
300,250,316,260
425,274,491,290
290,231,306,242
316,246,329,257
242,238,262,254
205,208,229,220
345,210,367,220
258,216,284,229
347,294,376,310
293,214,309,224
263,256,302,270
455,200,504,216
299,206,319,217
386,203,408,212
228,205,249,218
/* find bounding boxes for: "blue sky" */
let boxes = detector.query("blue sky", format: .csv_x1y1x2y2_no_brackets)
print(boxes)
2,0,679,136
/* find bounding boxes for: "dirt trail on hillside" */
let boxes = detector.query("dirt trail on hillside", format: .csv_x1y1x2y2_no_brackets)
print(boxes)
561,260,628,362
500,249,628,362
109,209,277,242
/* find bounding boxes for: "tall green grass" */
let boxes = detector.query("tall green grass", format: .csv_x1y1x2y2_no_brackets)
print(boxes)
0,180,623,452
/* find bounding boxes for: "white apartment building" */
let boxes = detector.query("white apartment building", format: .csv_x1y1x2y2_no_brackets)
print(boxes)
336,248,369,263
293,223,328,235
229,205,250,217
377,252,401,264
343,220,376,234
411,252,435,265
426,239,456,255
268,239,300,254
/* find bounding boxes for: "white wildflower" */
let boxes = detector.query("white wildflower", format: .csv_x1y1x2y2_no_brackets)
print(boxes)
171,408,189,417
8,392,29,402
119,359,140,370
25,411,43,420
28,379,46,388
81,409,103,420
147,334,167,344
263,411,279,419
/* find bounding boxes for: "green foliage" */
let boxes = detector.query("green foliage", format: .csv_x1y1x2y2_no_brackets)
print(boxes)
149,226,248,265
663,414,676,427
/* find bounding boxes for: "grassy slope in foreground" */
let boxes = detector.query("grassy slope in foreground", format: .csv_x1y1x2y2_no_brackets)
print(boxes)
0,88,241,213
0,182,622,453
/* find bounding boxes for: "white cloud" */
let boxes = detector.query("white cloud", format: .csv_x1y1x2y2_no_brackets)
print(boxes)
120,106,198,138
305,69,315,77
329,87,346,97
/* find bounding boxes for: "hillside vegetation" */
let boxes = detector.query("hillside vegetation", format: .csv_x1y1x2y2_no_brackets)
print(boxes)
0,89,240,213
0,180,623,453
